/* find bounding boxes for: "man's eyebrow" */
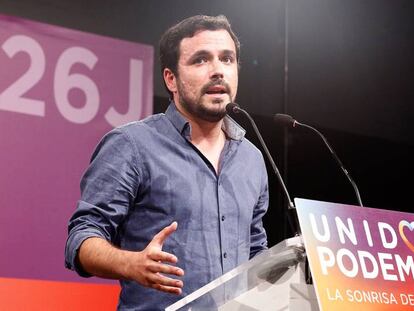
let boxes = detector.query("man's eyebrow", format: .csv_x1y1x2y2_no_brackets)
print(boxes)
187,49,236,62
187,50,211,62
221,49,236,56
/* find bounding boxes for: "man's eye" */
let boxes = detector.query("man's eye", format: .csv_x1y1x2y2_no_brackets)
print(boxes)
194,57,207,64
222,56,234,64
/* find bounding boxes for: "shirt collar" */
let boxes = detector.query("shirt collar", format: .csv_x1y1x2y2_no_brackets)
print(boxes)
165,101,189,135
165,101,246,141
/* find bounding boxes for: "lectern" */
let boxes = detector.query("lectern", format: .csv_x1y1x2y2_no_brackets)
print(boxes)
166,235,319,311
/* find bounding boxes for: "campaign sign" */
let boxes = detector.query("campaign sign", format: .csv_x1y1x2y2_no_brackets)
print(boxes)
0,13,153,308
295,198,414,311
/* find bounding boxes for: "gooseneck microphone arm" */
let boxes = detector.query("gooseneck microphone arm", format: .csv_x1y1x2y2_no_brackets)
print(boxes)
296,121,364,207
226,103,301,236
227,104,295,209
274,113,364,207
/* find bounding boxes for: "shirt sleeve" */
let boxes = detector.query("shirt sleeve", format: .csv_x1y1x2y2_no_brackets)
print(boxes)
64,128,140,277
249,156,269,259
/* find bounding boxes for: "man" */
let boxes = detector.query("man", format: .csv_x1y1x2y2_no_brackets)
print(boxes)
65,15,269,310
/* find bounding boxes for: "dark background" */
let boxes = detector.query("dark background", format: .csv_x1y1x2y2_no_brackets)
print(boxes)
1,0,412,247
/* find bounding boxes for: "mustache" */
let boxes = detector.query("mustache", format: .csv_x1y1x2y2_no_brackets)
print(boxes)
200,79,231,95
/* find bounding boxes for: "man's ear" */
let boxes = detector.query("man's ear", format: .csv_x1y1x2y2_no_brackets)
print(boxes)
163,68,177,93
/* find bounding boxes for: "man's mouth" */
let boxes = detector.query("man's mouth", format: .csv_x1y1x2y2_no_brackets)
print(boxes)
204,85,228,95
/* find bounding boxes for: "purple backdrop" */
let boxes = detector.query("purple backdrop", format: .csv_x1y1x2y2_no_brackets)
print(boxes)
0,14,153,283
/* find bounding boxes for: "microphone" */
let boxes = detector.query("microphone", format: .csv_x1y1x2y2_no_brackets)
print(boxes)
274,113,364,207
226,103,301,235
273,113,296,128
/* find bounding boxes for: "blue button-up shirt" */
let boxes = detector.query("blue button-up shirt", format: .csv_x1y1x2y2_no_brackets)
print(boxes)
65,103,269,310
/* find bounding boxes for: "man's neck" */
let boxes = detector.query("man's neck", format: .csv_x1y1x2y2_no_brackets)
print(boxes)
174,102,225,144
174,103,227,173
188,118,224,145
189,119,226,174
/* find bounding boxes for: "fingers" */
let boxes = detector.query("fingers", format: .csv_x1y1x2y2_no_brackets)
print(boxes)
151,284,182,295
148,261,184,277
148,272,183,290
135,222,184,295
151,221,177,246
143,262,184,295
149,249,178,264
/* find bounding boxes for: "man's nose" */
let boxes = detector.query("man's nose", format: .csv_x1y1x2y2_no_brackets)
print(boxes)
209,59,224,79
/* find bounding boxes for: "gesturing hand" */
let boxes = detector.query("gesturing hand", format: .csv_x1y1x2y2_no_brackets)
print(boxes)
126,221,184,295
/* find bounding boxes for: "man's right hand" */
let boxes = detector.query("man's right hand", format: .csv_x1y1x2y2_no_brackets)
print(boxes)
124,221,184,294
78,222,184,295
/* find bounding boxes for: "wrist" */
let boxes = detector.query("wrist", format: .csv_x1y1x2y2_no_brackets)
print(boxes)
118,249,140,281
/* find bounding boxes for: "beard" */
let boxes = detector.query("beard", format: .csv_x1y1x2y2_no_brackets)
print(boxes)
176,78,232,123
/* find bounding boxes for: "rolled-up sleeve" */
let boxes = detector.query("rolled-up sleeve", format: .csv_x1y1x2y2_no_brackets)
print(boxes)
64,128,140,276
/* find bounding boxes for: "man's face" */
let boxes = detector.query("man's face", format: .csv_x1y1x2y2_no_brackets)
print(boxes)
168,29,238,122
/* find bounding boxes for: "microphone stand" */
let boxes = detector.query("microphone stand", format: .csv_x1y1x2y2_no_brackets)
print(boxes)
274,113,364,208
227,104,301,237
295,121,364,207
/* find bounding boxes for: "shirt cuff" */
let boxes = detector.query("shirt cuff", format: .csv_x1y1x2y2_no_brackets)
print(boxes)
65,229,106,277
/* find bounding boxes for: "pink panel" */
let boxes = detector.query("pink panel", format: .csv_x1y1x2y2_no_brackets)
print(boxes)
0,13,153,283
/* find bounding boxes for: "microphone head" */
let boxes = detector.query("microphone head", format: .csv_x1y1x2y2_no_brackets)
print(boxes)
273,113,296,128
225,102,240,114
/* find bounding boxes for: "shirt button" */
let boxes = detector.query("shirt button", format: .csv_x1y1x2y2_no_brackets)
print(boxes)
221,215,225,221
223,252,227,258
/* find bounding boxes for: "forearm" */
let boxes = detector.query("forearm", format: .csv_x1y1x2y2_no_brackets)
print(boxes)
76,224,185,295
77,237,133,280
